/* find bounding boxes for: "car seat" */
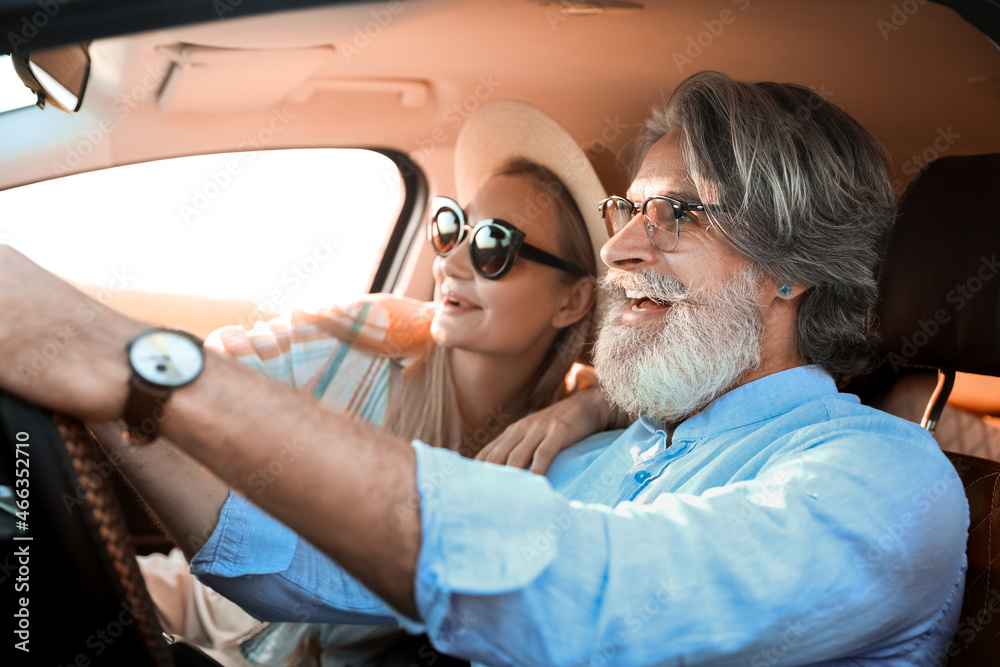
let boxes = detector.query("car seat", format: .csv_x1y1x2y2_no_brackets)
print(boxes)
875,152,1000,665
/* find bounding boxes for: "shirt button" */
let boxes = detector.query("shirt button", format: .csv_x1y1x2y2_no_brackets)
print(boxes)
634,470,651,483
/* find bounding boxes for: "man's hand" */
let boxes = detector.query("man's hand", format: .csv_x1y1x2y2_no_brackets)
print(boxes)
0,246,146,420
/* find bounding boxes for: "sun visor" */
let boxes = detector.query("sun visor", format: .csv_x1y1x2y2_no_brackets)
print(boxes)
155,43,336,114
155,43,430,115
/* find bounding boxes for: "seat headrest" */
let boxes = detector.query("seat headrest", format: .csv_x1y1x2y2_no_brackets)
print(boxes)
876,153,1000,377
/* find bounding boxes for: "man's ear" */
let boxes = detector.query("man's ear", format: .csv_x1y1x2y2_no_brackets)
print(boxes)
551,277,597,329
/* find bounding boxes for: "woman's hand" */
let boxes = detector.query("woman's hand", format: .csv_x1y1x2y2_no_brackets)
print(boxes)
475,387,630,475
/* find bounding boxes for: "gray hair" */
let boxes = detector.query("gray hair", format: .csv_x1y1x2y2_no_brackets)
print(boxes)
639,71,896,382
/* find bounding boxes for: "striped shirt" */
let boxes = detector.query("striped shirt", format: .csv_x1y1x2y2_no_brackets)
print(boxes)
208,294,437,429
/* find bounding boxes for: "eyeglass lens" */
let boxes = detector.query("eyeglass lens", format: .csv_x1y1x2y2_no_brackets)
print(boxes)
603,197,680,248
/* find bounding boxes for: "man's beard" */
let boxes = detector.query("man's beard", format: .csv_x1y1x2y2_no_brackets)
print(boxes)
593,267,765,424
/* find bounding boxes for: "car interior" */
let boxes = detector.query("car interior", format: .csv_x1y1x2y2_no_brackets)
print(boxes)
0,0,998,665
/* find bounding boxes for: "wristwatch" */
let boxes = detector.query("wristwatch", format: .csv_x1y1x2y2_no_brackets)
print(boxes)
124,328,205,444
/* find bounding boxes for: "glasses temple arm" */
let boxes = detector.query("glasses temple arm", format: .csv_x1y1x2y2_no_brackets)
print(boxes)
518,244,591,277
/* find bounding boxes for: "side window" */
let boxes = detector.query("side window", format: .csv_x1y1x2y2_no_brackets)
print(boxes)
0,55,36,113
0,149,409,337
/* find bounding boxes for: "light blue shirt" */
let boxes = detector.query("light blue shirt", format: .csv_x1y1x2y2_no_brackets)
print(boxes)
191,366,969,666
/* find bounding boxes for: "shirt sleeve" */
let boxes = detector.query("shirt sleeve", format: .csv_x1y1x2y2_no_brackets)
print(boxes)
190,490,398,625
205,295,433,412
407,435,968,666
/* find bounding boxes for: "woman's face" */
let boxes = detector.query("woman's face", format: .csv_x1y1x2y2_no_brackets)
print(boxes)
431,174,591,359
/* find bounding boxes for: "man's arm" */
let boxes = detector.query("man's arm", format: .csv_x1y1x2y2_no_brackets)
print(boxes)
161,351,422,616
86,422,231,560
190,491,399,624
0,247,423,616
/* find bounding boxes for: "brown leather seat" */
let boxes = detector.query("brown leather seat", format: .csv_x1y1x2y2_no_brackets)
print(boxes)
942,452,1000,665
874,153,1000,666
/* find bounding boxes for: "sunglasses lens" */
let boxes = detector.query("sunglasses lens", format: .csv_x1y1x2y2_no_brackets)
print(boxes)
471,224,512,278
431,207,462,254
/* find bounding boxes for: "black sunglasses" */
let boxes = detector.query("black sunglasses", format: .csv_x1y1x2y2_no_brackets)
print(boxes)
428,197,590,280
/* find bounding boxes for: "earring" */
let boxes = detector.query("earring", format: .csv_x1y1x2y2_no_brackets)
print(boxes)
778,284,792,297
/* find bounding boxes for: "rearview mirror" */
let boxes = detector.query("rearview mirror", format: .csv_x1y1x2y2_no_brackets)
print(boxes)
12,43,90,114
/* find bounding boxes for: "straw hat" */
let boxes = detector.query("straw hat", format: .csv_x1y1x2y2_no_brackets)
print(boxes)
454,100,608,281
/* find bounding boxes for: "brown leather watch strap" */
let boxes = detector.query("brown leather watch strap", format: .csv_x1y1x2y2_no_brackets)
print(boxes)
123,374,174,444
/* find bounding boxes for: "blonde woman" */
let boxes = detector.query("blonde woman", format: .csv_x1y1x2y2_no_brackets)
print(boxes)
97,101,627,666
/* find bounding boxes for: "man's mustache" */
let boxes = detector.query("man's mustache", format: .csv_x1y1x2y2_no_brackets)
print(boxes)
600,268,691,306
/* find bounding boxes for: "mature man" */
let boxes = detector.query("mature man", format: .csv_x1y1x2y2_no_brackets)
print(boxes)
0,72,967,665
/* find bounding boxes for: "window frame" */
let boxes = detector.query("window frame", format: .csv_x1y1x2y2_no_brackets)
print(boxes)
367,148,428,295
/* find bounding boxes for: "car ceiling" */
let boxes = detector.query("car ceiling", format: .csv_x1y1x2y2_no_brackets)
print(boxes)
1,0,998,202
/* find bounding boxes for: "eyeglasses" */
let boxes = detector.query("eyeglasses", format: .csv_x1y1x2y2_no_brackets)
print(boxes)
428,197,589,280
598,194,711,252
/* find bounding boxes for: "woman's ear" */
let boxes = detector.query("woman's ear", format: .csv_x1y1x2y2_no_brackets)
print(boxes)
551,277,597,328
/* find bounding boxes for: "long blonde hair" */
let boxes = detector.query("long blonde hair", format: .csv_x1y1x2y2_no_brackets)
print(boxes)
384,158,597,455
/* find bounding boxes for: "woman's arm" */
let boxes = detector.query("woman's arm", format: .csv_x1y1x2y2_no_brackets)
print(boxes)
475,385,631,474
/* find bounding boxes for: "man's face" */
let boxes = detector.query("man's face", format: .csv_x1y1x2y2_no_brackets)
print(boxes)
593,130,770,423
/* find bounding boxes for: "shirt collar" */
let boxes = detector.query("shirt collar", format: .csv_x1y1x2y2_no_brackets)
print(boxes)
637,365,841,439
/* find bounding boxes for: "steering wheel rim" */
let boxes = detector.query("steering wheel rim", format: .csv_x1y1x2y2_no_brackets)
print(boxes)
0,392,173,665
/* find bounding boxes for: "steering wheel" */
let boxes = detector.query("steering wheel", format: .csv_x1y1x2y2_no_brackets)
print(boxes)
0,392,220,666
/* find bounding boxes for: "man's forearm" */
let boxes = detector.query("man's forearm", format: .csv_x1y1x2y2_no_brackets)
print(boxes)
159,350,422,617
87,422,231,560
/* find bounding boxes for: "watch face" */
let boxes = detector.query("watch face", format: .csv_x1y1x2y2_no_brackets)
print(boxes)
128,330,205,388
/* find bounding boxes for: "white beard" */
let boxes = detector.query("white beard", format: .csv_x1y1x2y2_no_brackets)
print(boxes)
593,267,765,424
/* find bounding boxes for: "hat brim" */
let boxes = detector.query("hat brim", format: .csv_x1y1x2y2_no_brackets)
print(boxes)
454,100,608,281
